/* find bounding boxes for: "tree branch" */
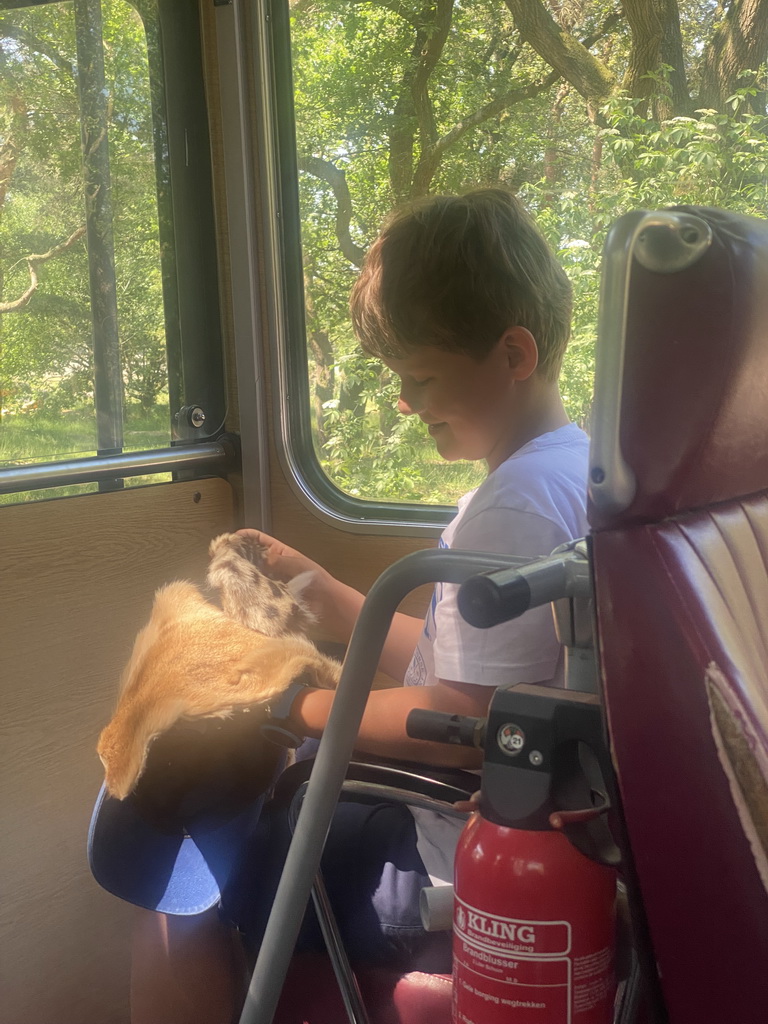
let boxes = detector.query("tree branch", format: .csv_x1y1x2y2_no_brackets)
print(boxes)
297,156,365,267
582,10,624,50
0,226,86,313
411,67,561,194
411,0,454,152
0,19,76,80
503,0,616,104
387,0,455,201
410,10,622,195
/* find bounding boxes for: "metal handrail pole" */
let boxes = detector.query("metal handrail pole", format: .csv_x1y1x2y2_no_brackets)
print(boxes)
0,440,232,495
286,784,371,1024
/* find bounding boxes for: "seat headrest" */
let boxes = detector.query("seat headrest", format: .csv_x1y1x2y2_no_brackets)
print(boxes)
588,205,768,531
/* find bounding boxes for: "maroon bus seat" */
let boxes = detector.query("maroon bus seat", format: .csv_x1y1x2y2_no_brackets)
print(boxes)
589,207,768,1023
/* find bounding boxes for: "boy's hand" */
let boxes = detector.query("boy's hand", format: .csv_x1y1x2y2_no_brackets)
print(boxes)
453,791,481,813
236,528,350,637
236,528,321,582
236,528,424,679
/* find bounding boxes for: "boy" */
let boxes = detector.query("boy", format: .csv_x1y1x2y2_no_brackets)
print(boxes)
111,188,589,1023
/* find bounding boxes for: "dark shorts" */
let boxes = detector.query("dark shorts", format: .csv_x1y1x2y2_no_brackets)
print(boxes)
221,794,452,973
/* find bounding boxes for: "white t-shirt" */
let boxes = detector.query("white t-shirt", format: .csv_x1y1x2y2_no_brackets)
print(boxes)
405,422,590,883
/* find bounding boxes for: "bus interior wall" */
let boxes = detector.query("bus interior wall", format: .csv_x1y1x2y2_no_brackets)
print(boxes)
0,5,435,1021
0,478,236,1023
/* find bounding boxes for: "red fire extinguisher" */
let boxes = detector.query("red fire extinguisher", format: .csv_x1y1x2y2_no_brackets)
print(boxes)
411,685,619,1024
456,686,617,1024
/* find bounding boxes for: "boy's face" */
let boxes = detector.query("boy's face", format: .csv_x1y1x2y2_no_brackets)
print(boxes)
382,335,532,471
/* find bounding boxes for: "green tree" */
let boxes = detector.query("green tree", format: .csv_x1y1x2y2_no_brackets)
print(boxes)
290,0,768,503
0,0,167,452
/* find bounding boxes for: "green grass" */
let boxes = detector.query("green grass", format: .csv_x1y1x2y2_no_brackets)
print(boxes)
322,452,484,506
0,401,486,509
0,405,173,506
0,405,171,464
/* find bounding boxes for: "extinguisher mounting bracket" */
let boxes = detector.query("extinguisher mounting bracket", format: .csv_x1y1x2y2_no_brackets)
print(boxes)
481,683,620,866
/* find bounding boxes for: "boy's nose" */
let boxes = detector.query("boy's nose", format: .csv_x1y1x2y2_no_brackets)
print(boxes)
397,381,422,416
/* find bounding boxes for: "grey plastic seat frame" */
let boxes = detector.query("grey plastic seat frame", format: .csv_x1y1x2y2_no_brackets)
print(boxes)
237,549,530,1024
236,545,597,1024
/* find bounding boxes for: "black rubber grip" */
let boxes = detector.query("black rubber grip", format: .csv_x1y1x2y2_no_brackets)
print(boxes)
458,568,532,627
406,708,484,747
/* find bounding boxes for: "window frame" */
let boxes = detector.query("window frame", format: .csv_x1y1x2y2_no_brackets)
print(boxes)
261,0,454,535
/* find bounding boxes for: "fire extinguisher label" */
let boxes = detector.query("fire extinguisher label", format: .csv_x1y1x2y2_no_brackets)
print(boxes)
455,897,571,955
452,820,616,1023
454,897,573,1022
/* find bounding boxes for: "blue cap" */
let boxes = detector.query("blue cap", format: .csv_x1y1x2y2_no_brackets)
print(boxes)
87,712,284,915
87,784,271,914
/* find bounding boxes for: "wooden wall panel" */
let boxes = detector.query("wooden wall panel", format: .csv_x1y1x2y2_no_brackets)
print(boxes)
0,478,235,1024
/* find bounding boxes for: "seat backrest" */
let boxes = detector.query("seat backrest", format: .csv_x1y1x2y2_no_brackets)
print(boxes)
589,205,768,531
589,207,768,1023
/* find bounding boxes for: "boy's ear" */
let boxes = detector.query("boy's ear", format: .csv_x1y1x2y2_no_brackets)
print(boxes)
499,327,538,380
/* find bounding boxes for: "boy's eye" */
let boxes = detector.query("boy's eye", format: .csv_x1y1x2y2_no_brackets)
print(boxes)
413,377,433,387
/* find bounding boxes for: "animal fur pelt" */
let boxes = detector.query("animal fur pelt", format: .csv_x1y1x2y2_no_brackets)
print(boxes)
97,532,341,800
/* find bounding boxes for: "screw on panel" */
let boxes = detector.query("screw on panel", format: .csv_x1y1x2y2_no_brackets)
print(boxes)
529,750,543,767
175,406,207,431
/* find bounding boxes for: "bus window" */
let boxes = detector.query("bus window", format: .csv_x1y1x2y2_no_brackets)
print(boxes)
269,0,768,522
0,0,224,504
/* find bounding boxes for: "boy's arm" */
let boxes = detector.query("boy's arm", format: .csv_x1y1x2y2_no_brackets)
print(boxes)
291,679,493,769
296,569,424,679
237,528,423,681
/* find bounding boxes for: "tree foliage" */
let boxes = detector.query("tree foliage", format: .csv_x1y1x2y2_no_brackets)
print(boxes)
291,0,768,503
2,0,768,506
0,0,167,452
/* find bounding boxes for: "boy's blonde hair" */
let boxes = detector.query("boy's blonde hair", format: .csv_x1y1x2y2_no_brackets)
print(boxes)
350,188,572,381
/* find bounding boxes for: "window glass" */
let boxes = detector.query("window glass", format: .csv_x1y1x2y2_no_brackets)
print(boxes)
0,0,221,503
0,1,164,466
288,0,768,507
